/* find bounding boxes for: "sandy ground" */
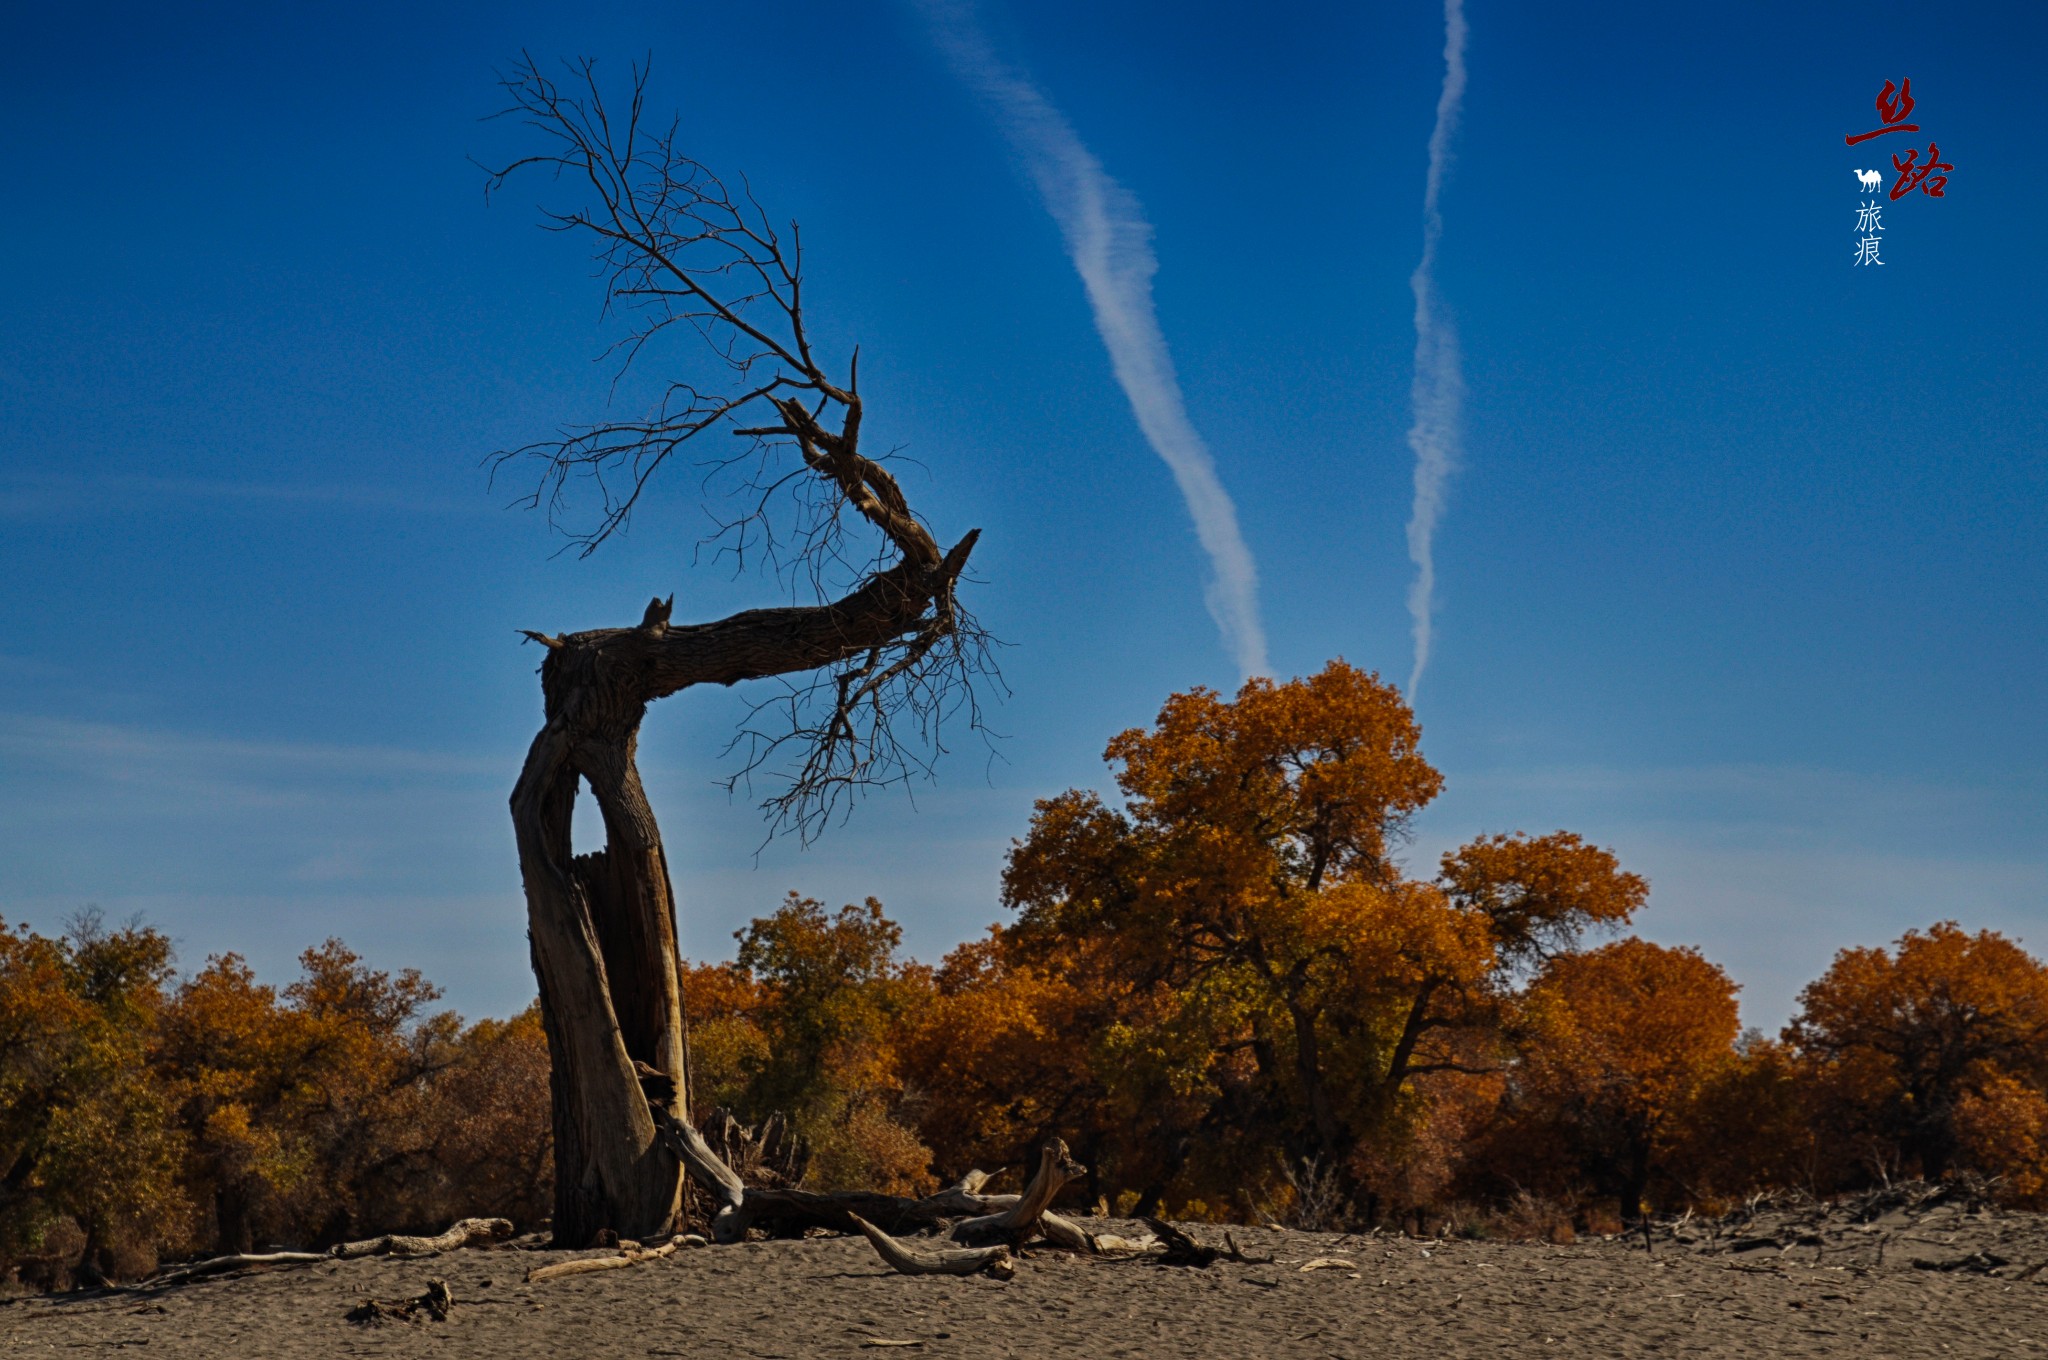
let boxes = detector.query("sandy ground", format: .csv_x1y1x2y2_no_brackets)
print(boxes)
7,1201,2047,1359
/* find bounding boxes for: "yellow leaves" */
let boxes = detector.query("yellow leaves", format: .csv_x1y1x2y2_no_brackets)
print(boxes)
1520,940,1741,1133
1790,923,2048,1071
1438,832,1647,967
0,916,187,1274
1104,661,1443,893
1954,1075,2048,1208
1787,923,2048,1188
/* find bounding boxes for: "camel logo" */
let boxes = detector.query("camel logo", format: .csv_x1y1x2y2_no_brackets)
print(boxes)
1855,168,1883,191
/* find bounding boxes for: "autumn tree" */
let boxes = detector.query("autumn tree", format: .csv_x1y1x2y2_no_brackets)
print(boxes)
400,1006,555,1230
901,932,1121,1201
1787,923,2048,1187
485,58,989,1242
1000,661,1644,1216
154,940,451,1252
1505,939,1742,1220
722,895,936,1193
0,915,184,1283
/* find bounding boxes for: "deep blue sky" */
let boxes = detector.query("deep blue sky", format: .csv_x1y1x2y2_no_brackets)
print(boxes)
2,0,2041,1030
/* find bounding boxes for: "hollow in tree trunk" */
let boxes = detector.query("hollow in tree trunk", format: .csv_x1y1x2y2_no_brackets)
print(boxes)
486,58,991,1244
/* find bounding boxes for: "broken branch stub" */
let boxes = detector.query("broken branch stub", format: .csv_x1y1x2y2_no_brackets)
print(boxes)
950,1139,1087,1249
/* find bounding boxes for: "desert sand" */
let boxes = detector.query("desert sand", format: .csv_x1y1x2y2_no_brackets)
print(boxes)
8,1193,2046,1358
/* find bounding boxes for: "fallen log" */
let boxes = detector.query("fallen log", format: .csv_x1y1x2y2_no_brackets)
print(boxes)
657,1094,1093,1257
145,1250,329,1286
330,1217,514,1259
1036,1210,1101,1254
725,1171,1019,1239
653,1109,749,1241
849,1215,1015,1279
662,1136,1021,1242
525,1237,685,1283
144,1217,515,1288
1138,1218,1271,1267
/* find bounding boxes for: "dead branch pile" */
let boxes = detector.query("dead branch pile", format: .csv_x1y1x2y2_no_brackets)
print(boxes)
526,1235,699,1283
1625,1177,2048,1278
512,1078,1114,1283
345,1278,455,1326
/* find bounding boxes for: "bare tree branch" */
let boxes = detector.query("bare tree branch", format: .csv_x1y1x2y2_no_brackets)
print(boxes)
483,54,1000,839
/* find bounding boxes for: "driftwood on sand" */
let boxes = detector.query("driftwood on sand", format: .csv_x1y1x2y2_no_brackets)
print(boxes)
519,1067,1103,1285
845,1141,1089,1280
1139,1217,1273,1268
145,1218,514,1287
651,1090,1098,1261
948,1141,1088,1248
525,1236,695,1283
847,1215,1016,1279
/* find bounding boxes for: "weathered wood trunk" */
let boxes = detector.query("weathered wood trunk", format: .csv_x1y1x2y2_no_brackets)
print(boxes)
515,688,684,1243
488,54,990,1253
514,563,973,1245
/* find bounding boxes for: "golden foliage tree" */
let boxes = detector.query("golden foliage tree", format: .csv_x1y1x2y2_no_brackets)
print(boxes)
0,914,184,1283
997,661,1646,1217
690,895,937,1194
1507,939,1742,1218
154,942,448,1251
1788,923,2048,1188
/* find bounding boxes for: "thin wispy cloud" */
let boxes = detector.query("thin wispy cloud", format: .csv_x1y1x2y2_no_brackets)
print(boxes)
910,0,1268,679
0,472,491,519
1404,0,1468,698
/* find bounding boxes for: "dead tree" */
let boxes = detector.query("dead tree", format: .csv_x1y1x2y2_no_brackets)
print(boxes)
484,56,991,1244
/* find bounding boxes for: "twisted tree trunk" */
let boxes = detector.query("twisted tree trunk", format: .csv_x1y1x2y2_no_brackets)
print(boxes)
514,561,974,1244
490,57,986,1246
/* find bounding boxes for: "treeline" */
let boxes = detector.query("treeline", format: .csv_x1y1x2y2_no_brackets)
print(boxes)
691,664,2048,1235
5,662,2045,1285
0,922,548,1286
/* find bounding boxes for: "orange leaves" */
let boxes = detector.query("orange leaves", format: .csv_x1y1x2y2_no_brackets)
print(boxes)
1439,832,1647,968
685,894,938,1194
1787,923,2048,1185
154,942,456,1252
899,944,1100,1173
1104,659,1442,892
1955,1075,2048,1207
1503,940,1742,1217
1789,923,2048,1075
1522,940,1742,1131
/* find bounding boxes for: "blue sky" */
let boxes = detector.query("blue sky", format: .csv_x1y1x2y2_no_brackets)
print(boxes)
2,0,2042,1030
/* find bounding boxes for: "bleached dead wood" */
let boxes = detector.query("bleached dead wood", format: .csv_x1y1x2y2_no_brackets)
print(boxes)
1036,1210,1101,1254
659,1097,1096,1263
330,1217,514,1258
144,1217,515,1287
653,1109,749,1240
663,1131,1033,1242
346,1278,454,1325
525,1236,685,1283
1139,1217,1271,1267
950,1139,1087,1249
733,1171,1023,1237
144,1250,330,1286
849,1215,1015,1279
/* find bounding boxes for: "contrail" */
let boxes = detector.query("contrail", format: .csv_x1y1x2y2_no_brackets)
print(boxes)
1405,0,1468,698
910,0,1268,679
